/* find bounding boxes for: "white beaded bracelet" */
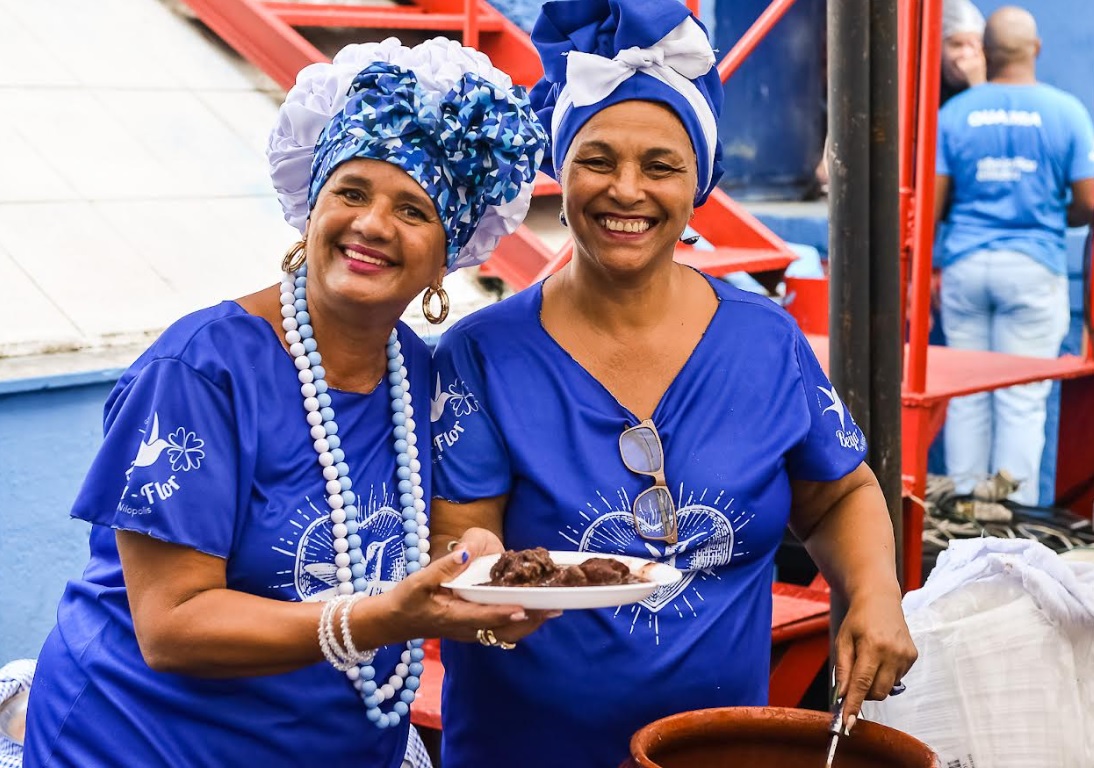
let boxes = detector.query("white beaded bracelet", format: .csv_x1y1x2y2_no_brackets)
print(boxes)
318,594,376,671
318,596,349,670
340,592,376,665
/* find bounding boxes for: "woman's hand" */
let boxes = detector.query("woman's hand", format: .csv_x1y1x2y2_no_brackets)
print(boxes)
427,505,559,647
789,464,917,728
432,526,558,645
375,537,557,647
833,589,918,729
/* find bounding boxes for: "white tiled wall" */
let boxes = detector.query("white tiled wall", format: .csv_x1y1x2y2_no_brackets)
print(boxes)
0,246,83,355
0,0,507,369
0,0,299,364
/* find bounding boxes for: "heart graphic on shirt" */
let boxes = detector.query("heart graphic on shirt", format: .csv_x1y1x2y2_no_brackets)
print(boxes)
294,505,405,601
577,504,734,614
641,563,696,613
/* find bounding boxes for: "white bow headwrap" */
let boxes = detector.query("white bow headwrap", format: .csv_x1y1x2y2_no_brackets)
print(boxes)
550,17,718,185
564,18,714,108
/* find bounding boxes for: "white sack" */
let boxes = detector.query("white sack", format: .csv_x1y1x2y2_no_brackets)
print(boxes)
861,538,1094,768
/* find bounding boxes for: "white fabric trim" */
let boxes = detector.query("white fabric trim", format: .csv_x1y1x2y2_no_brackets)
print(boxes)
267,36,538,271
550,18,717,186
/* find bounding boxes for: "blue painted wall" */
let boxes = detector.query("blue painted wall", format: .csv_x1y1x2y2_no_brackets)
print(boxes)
0,382,110,664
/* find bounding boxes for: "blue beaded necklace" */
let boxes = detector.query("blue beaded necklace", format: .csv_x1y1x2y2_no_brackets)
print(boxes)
279,265,427,730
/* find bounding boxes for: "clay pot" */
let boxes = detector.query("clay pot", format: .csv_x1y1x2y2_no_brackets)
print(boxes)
622,707,939,768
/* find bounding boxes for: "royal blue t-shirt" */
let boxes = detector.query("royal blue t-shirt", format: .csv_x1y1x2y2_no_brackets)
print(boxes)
431,275,866,768
23,302,430,768
936,82,1094,274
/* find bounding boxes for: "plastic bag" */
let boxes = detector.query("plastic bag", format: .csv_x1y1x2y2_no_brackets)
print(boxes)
861,538,1094,767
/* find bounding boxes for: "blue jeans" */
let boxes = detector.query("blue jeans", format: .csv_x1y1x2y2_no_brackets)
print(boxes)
940,250,1069,505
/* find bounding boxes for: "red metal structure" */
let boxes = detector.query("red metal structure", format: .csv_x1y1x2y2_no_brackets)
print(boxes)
780,0,1094,589
179,0,543,90
893,0,1094,587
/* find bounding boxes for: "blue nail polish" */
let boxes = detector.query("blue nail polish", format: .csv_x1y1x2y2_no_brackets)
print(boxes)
459,550,469,563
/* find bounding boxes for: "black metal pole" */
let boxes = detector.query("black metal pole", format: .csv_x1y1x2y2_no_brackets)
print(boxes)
828,0,873,436
869,0,904,585
827,0,872,669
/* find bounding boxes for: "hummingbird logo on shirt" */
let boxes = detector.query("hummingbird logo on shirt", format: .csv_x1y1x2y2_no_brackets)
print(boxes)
118,412,206,514
131,413,171,470
430,375,452,423
431,376,479,455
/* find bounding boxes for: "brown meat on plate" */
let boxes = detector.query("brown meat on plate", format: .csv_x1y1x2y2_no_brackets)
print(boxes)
575,557,634,585
487,547,558,586
547,566,589,586
483,548,644,587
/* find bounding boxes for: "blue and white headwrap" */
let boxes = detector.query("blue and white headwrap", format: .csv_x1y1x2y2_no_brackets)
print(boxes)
268,38,547,271
529,0,724,206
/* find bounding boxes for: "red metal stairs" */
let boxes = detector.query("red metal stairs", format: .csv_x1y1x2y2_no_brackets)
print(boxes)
179,0,543,90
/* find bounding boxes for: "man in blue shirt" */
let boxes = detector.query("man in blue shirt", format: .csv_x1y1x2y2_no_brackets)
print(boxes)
935,5,1094,505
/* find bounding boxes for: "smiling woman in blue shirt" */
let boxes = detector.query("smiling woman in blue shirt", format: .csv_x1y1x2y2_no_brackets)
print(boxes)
428,2,918,767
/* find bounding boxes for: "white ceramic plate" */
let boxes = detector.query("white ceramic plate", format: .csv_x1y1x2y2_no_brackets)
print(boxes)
442,551,683,610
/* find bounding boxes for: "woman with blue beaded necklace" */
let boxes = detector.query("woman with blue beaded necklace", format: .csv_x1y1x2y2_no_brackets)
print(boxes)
430,1,918,766
23,38,550,768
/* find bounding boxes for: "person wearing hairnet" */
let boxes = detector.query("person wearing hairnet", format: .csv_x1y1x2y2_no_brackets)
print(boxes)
941,0,987,106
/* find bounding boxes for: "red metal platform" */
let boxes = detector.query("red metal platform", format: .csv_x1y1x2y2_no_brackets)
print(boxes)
799,330,1094,589
808,336,1094,405
777,0,1094,589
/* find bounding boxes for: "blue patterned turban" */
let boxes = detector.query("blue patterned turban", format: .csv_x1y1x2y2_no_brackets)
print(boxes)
268,38,548,271
529,0,724,205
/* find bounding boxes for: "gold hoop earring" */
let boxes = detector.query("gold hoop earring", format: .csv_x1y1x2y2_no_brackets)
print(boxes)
422,285,450,325
281,239,307,273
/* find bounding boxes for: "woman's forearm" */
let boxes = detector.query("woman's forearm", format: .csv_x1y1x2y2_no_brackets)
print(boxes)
118,530,404,677
801,481,903,603
134,588,402,678
790,465,903,603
